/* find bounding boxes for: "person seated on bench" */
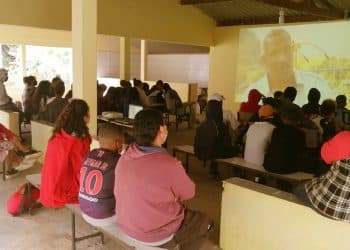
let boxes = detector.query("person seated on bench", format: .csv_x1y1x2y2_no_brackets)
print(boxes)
0,68,20,112
41,78,68,123
263,104,306,174
244,104,276,166
40,99,91,208
79,123,124,227
195,94,238,177
294,131,350,222
115,109,218,250
0,123,29,177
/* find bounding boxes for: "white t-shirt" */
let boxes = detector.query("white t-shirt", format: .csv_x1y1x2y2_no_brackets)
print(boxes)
244,121,275,166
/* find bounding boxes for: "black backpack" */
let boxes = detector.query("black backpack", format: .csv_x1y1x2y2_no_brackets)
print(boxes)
194,120,218,161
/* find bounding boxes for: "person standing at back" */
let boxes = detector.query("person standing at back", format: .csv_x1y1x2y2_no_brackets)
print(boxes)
40,99,91,208
115,109,218,250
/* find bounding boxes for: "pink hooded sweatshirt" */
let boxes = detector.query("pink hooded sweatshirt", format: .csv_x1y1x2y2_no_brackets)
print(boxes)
114,144,195,243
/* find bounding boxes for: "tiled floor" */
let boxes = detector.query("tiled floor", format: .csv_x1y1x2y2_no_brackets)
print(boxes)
0,124,233,249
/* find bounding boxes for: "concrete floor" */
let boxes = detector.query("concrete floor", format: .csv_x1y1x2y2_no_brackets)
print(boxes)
0,124,232,250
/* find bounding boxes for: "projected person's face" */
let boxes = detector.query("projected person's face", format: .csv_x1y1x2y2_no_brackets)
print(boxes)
262,30,294,75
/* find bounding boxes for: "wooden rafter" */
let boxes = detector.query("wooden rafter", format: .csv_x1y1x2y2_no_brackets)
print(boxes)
180,0,232,5
217,15,330,26
180,0,344,19
253,0,343,19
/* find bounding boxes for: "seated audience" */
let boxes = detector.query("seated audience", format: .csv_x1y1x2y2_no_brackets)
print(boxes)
244,105,276,166
301,104,321,149
32,80,51,120
22,75,37,121
239,89,262,114
195,94,237,177
164,83,183,113
263,104,306,174
79,124,124,227
0,123,29,177
40,99,91,208
115,109,217,249
134,79,150,107
335,94,350,126
312,99,338,142
142,82,150,96
42,79,68,123
302,88,321,115
294,131,350,222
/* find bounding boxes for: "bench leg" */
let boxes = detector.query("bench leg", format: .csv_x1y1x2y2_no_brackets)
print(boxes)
71,212,104,249
72,213,76,250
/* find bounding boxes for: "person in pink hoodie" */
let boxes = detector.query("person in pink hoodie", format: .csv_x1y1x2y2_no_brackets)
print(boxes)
115,109,219,249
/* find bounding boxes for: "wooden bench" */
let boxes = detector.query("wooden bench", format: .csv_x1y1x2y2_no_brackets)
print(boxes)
215,157,314,187
25,174,167,250
172,145,196,172
221,178,350,250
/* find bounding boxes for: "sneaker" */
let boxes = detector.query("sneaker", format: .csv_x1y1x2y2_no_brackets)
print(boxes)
5,169,20,179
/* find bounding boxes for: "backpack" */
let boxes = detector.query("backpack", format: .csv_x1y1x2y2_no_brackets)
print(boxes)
7,184,40,216
194,120,218,161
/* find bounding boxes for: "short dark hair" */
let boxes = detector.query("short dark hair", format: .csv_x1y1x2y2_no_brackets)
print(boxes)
320,99,336,117
283,86,297,102
133,109,164,146
336,95,347,107
98,123,123,140
280,103,303,124
53,79,65,97
274,91,283,99
308,88,321,104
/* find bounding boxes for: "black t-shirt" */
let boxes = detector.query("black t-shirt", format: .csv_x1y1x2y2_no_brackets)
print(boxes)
263,124,305,174
79,148,120,219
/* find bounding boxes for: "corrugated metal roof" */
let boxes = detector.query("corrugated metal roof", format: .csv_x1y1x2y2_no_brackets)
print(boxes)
184,0,349,25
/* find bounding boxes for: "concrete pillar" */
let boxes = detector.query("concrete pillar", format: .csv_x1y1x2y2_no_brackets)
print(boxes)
72,0,97,135
140,40,148,81
120,37,131,81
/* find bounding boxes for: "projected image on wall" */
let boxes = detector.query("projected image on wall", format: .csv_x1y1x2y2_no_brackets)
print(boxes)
236,22,350,106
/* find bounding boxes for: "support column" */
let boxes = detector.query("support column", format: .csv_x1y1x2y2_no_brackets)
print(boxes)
21,45,26,77
140,40,148,81
120,37,131,81
72,0,97,135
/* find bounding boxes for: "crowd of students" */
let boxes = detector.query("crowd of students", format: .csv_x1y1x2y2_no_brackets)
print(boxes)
195,85,350,223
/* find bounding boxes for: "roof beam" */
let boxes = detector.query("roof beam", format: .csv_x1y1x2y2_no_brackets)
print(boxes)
180,0,232,5
217,15,329,26
254,0,344,19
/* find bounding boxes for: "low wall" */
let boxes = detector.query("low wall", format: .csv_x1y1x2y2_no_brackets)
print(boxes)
0,110,19,136
220,178,350,250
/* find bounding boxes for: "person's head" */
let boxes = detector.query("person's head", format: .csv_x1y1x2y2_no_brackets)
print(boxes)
274,91,283,100
280,104,303,126
163,83,171,92
52,99,90,139
142,82,150,94
302,104,319,120
283,86,297,102
0,68,8,83
246,89,262,104
133,79,142,88
258,104,275,120
320,99,336,119
52,79,65,97
23,75,37,87
36,80,51,97
133,109,167,147
262,29,293,75
206,100,223,123
262,97,279,109
155,80,164,90
308,88,321,105
98,123,124,152
336,95,347,109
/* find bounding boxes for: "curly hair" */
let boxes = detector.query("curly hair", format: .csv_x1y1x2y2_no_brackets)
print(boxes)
51,99,90,139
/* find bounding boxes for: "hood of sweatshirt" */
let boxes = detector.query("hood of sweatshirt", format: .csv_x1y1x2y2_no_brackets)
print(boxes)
122,144,166,160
